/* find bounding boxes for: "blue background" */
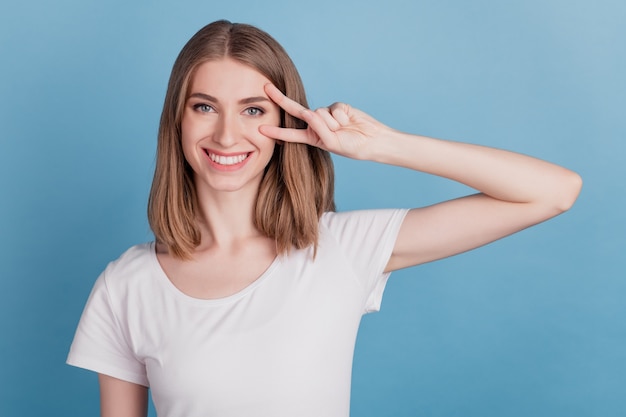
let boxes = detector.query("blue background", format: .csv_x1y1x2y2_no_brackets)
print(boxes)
1,0,624,416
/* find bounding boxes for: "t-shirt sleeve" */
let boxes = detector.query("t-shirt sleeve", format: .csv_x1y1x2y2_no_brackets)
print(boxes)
67,270,149,387
321,209,408,314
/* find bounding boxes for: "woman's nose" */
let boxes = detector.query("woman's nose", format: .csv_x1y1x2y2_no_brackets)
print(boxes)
213,114,239,147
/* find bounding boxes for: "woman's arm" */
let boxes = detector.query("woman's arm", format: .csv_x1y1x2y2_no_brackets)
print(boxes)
99,374,148,417
260,84,582,271
377,132,581,270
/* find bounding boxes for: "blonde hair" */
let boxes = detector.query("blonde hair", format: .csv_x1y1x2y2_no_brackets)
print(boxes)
148,20,335,259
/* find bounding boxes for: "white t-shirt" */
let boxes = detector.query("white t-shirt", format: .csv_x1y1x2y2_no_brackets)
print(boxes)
67,209,407,417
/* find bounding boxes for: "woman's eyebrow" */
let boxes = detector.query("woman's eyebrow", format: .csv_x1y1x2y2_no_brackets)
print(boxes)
188,93,271,105
239,96,271,105
188,92,217,102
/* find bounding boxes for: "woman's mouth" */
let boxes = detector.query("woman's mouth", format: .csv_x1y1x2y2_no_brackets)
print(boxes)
205,151,250,166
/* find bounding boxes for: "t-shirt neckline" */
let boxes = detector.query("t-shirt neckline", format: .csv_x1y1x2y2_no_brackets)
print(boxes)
148,241,281,306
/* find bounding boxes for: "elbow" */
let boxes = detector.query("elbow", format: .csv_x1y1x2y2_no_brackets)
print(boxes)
554,170,583,213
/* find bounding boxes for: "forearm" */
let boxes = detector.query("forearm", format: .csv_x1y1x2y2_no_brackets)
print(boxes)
369,130,582,212
262,84,581,212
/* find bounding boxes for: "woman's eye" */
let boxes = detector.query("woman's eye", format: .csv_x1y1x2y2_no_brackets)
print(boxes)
245,107,264,116
193,104,214,113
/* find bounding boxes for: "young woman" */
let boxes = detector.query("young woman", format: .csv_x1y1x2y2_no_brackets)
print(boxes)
67,20,582,417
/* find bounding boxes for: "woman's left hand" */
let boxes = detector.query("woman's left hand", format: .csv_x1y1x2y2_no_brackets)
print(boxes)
259,85,582,273
259,83,389,160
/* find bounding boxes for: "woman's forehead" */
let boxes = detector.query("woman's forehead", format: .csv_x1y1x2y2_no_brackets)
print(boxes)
189,58,271,99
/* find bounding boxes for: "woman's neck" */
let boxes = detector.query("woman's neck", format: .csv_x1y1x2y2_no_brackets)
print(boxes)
193,185,262,250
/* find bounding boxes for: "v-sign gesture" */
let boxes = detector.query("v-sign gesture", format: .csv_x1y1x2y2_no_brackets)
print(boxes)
260,83,390,160
260,82,582,271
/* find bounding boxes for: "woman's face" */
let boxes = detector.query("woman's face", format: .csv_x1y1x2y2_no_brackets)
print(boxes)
181,58,280,197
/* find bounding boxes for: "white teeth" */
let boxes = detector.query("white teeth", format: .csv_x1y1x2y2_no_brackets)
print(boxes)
208,152,248,165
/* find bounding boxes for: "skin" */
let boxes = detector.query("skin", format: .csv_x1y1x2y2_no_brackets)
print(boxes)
159,59,281,300
260,84,582,271
99,374,148,417
99,59,582,416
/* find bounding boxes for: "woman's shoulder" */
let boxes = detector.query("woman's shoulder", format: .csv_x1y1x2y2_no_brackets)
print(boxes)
99,242,157,289
318,208,408,250
320,208,408,229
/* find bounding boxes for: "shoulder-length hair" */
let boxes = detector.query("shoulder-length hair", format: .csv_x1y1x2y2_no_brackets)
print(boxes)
148,20,335,259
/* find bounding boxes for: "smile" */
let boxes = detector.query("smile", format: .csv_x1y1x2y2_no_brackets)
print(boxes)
206,151,250,166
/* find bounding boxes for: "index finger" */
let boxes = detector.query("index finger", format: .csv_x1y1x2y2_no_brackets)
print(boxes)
264,84,311,121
